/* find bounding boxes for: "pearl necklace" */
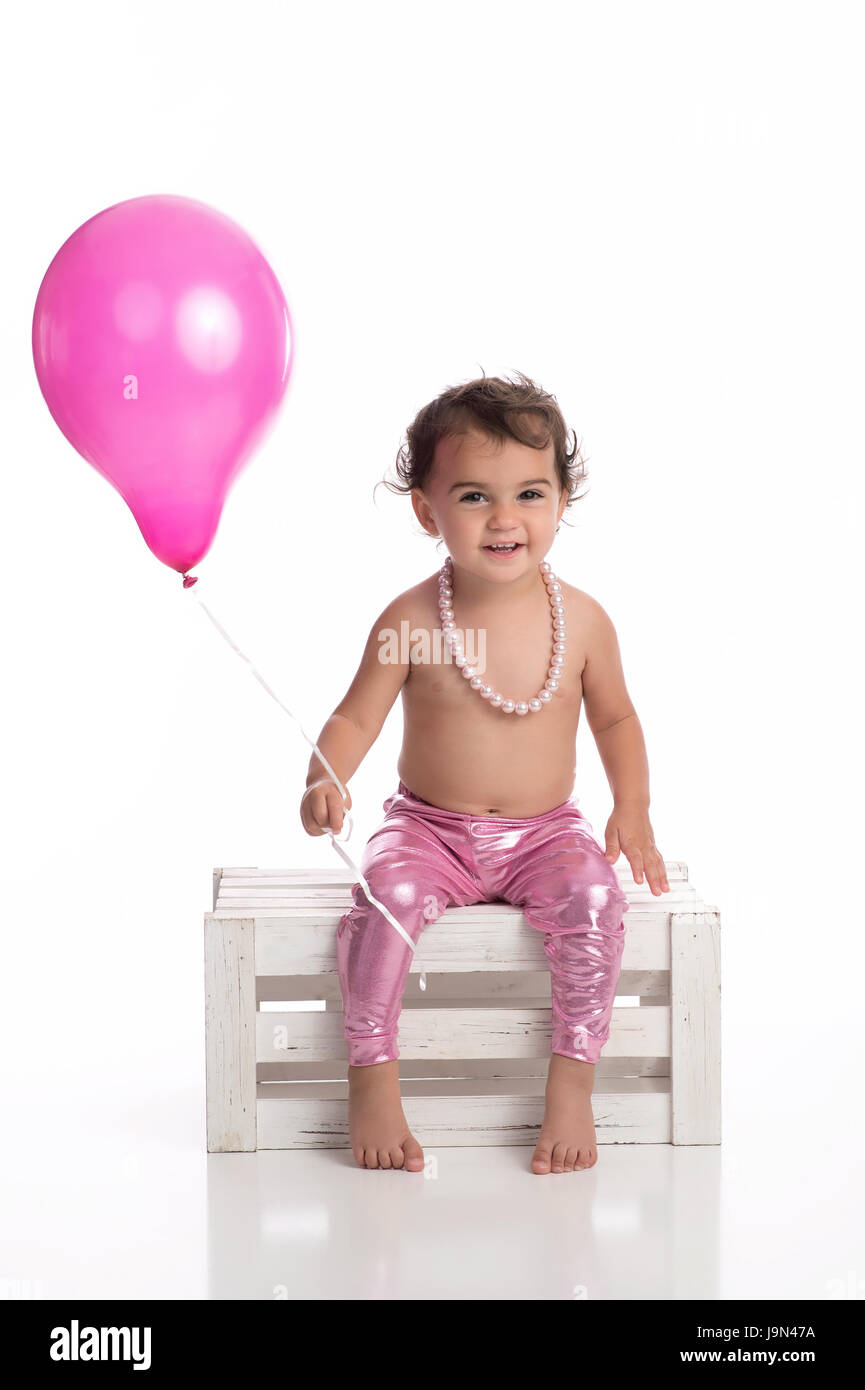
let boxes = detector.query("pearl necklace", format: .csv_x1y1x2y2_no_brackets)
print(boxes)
437,555,567,714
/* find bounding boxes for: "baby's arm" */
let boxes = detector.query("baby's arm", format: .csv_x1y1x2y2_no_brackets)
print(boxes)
580,595,645,803
580,595,669,894
301,595,411,836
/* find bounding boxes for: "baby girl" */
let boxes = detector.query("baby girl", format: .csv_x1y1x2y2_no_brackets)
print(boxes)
300,371,668,1175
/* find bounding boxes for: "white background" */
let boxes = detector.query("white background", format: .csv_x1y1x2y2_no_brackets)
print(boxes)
1,0,863,1298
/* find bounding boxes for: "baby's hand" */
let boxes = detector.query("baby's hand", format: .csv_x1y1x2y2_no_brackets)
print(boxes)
300,779,352,837
604,804,670,895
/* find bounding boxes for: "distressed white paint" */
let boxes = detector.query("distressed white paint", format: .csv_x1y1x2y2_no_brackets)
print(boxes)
203,861,721,1150
257,1079,672,1148
671,910,722,1144
204,916,257,1152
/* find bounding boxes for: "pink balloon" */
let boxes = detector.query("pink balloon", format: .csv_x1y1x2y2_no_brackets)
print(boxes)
32,194,293,575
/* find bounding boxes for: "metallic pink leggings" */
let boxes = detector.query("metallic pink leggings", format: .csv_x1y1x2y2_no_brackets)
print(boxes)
337,781,630,1067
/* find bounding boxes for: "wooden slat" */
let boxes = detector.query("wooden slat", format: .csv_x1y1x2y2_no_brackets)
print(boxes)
255,967,669,1003
671,911,721,1144
213,862,694,910
217,891,702,913
216,884,696,908
256,1003,670,1062
243,909,671,975
256,1055,671,1081
256,1076,672,1147
204,917,257,1152
216,862,691,883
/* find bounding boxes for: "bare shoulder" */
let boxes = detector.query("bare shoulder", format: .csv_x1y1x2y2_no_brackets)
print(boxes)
557,581,614,673
331,579,433,736
560,582,614,628
394,571,442,626
369,575,435,629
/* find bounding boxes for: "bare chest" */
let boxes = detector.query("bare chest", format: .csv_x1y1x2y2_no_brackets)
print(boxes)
402,586,584,731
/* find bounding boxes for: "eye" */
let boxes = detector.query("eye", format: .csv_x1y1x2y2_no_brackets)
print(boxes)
458,489,545,503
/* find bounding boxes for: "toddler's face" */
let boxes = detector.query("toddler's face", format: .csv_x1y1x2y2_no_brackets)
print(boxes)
411,427,567,582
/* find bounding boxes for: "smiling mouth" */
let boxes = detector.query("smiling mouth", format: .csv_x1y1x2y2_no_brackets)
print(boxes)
483,542,523,554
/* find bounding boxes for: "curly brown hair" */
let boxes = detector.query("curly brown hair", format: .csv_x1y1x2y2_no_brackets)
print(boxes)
375,369,589,533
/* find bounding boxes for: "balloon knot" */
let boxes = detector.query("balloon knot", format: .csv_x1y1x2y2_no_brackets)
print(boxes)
182,573,199,588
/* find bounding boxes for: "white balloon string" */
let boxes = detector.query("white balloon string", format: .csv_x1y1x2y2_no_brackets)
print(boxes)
184,577,425,986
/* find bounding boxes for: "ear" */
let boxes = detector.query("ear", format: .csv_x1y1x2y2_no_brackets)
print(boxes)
411,488,438,537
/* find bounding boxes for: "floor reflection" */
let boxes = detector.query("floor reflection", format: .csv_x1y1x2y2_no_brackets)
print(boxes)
206,1144,721,1300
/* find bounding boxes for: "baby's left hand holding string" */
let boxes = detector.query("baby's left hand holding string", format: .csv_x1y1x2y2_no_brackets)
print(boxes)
604,803,670,895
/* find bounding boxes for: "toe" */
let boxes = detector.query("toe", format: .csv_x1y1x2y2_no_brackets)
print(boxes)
364,1147,379,1169
390,1146,405,1170
563,1147,579,1172
403,1137,425,1172
575,1147,597,1170
531,1143,553,1173
551,1141,569,1173
353,1146,366,1167
378,1149,393,1169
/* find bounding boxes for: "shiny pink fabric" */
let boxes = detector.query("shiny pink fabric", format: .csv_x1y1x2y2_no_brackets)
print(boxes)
337,780,630,1067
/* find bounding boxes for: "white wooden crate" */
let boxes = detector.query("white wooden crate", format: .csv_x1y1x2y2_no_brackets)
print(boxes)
204,863,720,1151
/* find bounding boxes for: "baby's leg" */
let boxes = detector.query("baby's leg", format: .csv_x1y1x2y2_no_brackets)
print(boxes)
337,818,480,1169
337,838,477,1065
505,828,629,1173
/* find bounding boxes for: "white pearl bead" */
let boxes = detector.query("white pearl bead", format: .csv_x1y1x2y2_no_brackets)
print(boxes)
437,559,570,718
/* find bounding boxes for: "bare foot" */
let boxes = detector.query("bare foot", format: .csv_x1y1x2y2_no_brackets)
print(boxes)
347,1060,425,1171
531,1053,598,1174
